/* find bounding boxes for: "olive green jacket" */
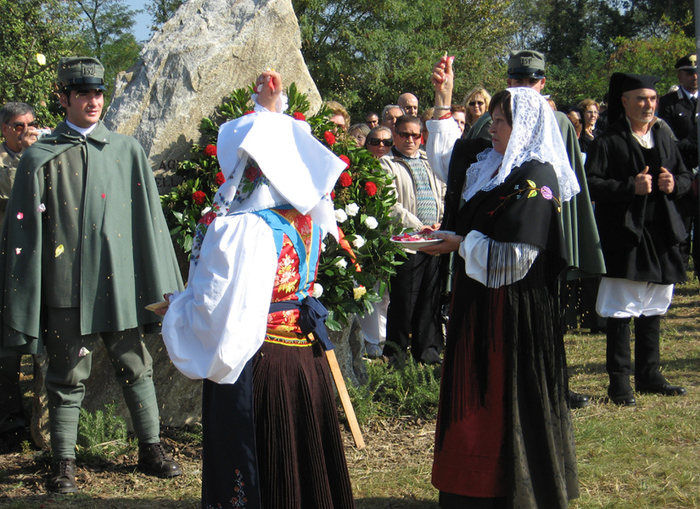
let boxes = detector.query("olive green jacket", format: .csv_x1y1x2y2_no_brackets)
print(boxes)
0,121,183,355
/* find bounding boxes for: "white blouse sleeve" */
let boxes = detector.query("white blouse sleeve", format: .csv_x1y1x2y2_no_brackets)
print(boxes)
426,118,462,183
161,213,278,384
458,230,540,288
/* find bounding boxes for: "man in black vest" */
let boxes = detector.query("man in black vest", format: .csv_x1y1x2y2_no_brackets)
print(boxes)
586,73,691,406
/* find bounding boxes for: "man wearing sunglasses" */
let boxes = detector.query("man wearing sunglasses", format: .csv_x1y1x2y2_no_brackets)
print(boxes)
0,102,41,451
380,115,445,365
1,102,40,205
0,57,184,493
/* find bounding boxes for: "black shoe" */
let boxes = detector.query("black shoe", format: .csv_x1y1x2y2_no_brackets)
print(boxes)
568,390,591,409
609,391,636,406
47,458,78,494
636,383,687,396
138,442,182,478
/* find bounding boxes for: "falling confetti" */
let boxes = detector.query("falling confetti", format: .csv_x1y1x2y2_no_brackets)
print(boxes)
37,203,46,213
55,244,64,257
101,193,106,198
16,212,23,220
15,247,21,255
78,347,90,357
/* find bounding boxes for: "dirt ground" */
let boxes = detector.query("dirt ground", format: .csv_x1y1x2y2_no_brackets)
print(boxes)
0,417,437,508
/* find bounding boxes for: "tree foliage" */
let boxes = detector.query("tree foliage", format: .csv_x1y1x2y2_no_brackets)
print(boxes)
147,0,183,33
0,0,82,125
71,0,142,103
294,0,515,120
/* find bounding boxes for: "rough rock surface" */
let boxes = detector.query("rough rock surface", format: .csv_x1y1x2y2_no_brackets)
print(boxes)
103,0,322,171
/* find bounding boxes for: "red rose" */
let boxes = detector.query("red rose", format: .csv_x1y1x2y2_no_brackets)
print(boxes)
331,191,336,200
339,155,350,169
204,144,217,157
293,111,306,121
338,172,352,187
199,211,217,225
215,171,226,186
244,166,262,181
324,130,336,146
364,182,378,196
192,190,207,205
244,110,255,115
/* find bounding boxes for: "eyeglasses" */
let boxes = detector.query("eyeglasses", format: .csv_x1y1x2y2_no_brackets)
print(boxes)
368,138,393,147
8,121,38,132
397,131,421,140
469,101,485,107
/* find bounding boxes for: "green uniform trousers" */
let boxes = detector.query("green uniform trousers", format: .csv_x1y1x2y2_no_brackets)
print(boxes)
44,308,160,460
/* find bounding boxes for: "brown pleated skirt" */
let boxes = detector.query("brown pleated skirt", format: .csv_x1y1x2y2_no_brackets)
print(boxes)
252,341,355,509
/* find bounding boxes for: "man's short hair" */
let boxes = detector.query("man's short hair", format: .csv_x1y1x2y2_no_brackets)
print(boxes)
0,102,35,126
382,104,404,120
394,114,420,132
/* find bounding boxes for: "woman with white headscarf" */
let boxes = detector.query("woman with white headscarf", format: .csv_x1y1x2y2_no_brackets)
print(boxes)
421,86,580,508
158,71,355,509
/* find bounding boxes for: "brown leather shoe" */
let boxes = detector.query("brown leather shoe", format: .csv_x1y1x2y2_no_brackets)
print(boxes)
138,442,182,478
47,458,78,494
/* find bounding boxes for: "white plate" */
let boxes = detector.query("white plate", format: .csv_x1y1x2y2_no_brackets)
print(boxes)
390,231,454,250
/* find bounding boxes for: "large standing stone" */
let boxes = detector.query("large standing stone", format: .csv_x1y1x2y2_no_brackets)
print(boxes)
103,0,322,172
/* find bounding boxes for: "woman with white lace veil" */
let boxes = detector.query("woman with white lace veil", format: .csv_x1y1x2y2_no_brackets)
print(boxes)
422,86,580,509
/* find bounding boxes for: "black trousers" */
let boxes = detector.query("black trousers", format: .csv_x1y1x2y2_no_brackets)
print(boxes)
201,361,261,509
606,315,667,395
385,252,444,361
0,354,26,435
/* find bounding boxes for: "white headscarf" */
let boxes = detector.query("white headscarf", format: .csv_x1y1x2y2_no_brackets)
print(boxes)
462,87,580,203
189,97,346,264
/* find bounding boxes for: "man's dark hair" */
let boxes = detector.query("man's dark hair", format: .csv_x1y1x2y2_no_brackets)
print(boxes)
488,90,513,126
0,102,35,126
394,114,421,132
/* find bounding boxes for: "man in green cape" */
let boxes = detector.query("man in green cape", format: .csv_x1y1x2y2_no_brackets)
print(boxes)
0,57,184,493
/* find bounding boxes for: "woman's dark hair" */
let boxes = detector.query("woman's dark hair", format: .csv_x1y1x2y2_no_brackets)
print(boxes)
488,90,512,126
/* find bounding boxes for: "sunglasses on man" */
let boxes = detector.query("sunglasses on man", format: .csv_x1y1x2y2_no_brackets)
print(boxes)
8,121,39,133
396,131,421,140
367,138,393,146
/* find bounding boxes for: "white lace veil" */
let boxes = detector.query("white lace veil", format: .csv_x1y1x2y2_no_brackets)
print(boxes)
462,87,580,203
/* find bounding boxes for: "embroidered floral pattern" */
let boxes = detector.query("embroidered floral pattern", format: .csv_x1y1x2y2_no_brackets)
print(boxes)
234,161,270,204
206,469,248,508
487,178,561,217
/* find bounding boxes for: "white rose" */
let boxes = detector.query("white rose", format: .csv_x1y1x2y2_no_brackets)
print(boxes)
364,216,378,229
352,236,365,249
312,283,323,298
335,258,348,269
345,203,360,217
335,209,348,223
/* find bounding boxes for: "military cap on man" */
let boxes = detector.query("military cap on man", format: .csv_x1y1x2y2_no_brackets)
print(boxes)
507,50,546,79
57,57,106,91
675,54,697,72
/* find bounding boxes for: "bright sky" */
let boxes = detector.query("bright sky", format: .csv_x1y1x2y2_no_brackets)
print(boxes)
126,0,152,44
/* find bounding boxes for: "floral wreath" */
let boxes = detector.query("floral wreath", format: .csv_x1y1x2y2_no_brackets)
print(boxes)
161,84,405,330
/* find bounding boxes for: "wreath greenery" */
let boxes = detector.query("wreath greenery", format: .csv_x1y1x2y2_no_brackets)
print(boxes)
160,84,405,330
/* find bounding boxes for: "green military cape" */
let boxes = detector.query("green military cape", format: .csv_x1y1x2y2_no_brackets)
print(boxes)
0,121,183,355
554,111,607,279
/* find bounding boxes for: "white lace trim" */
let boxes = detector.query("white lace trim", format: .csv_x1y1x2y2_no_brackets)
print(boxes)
462,87,580,204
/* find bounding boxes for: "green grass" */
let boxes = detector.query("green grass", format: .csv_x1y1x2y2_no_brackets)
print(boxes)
2,277,700,508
